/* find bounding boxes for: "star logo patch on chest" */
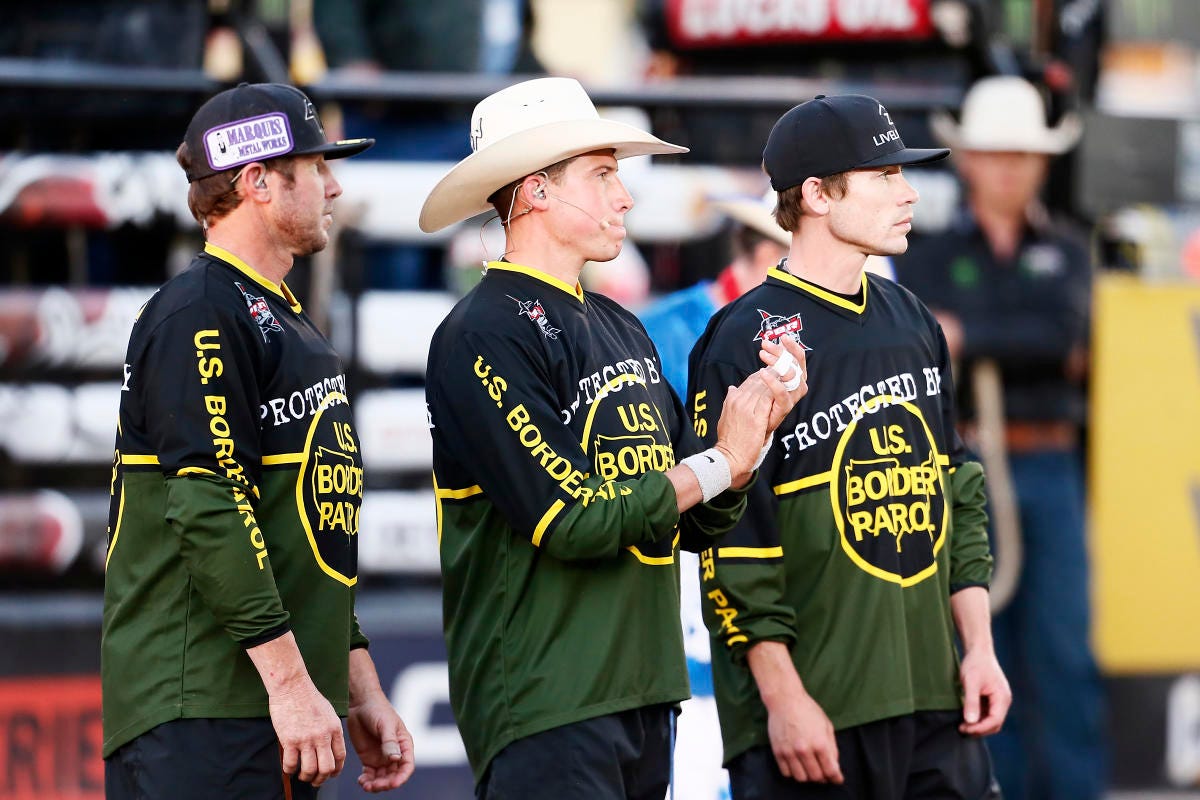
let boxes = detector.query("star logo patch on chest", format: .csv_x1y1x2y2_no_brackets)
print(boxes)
234,281,284,342
753,309,811,350
508,295,561,340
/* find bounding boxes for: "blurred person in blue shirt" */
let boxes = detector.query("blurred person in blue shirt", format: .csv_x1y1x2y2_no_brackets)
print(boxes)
891,75,1103,800
641,192,893,398
640,191,788,397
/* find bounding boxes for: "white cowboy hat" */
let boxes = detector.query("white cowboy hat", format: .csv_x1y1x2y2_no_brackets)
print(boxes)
419,77,688,232
710,189,894,278
709,190,790,247
930,76,1081,155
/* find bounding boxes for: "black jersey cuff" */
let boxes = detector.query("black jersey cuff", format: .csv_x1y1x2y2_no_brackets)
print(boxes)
238,622,291,649
949,581,990,594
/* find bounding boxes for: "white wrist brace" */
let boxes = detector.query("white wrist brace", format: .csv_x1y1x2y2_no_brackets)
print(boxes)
681,447,732,503
754,437,772,470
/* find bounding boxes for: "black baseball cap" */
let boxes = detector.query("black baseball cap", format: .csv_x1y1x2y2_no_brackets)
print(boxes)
763,95,949,191
182,82,374,183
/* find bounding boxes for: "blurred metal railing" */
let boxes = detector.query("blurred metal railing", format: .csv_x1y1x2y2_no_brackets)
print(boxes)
0,57,964,112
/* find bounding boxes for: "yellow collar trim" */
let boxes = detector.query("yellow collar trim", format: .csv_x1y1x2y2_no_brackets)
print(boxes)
769,266,867,315
204,242,303,313
486,261,584,303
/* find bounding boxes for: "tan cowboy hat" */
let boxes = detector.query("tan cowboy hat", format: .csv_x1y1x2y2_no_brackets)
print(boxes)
709,190,790,247
930,76,1081,155
711,189,895,279
419,77,687,232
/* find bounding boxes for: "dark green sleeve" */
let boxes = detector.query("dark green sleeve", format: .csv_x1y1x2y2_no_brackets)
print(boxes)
948,460,993,592
165,473,290,644
690,350,796,661
144,300,289,645
932,320,993,592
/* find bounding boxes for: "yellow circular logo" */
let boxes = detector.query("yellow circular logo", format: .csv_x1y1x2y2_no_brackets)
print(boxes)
296,392,362,586
580,374,677,565
829,396,947,586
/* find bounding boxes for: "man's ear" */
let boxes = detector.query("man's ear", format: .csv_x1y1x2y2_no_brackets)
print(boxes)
241,163,270,201
802,176,830,216
520,175,550,209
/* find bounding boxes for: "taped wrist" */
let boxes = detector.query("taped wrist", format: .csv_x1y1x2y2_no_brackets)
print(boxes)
682,447,733,503
753,437,772,470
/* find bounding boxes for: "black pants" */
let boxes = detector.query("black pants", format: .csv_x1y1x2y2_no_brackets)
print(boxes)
728,710,1001,800
105,717,318,800
476,703,676,800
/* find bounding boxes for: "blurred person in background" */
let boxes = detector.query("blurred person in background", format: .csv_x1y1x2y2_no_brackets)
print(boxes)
640,191,790,397
420,76,808,799
892,75,1102,800
102,83,413,798
314,0,543,290
690,94,1009,799
642,191,897,398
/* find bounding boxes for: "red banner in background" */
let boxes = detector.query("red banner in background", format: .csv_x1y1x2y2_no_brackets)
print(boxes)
0,676,103,800
666,0,933,48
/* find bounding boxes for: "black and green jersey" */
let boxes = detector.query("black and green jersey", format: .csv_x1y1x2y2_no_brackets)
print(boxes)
427,261,749,781
688,264,992,765
102,243,366,757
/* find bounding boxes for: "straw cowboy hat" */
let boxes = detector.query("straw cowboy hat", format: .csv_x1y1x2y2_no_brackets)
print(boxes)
419,77,687,232
710,190,790,247
710,189,895,279
930,76,1081,155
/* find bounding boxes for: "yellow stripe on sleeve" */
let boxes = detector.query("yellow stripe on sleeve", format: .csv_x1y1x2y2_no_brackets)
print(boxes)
532,500,566,547
176,466,217,477
718,546,784,559
262,452,304,465
772,471,831,496
436,484,483,499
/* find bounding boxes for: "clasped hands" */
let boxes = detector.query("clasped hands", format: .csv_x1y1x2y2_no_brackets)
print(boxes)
714,337,809,486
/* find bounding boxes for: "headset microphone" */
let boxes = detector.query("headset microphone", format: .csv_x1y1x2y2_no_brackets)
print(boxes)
549,194,610,231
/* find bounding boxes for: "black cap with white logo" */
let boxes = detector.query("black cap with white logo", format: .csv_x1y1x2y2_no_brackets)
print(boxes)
182,82,374,183
763,95,949,191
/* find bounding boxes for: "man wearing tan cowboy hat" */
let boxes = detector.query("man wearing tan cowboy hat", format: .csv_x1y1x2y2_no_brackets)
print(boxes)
420,76,809,799
893,75,1102,800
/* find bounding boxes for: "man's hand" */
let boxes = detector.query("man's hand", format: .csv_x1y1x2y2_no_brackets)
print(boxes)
348,647,415,792
950,586,1010,736
959,647,1011,736
268,675,346,786
247,632,345,787
348,692,416,792
712,337,809,483
746,641,843,785
713,377,774,486
766,690,843,784
756,337,809,432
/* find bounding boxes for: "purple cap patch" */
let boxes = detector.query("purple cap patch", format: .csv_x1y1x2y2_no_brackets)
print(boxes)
203,112,294,173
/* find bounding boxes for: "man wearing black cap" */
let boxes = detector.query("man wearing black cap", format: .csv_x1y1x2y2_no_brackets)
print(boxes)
102,83,413,798
688,95,1010,798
